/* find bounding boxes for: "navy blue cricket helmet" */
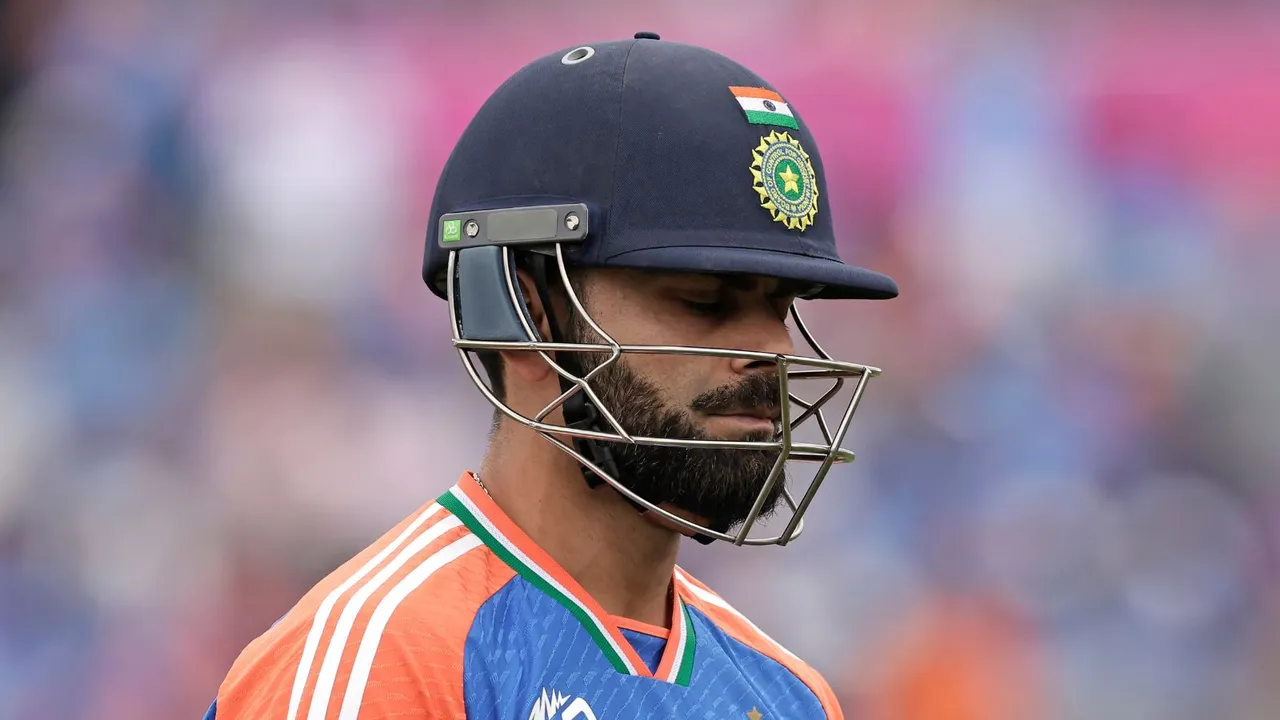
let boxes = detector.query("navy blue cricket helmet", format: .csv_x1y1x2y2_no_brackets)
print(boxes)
423,33,897,547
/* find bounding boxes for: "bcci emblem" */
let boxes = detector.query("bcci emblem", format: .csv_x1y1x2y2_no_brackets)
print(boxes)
750,131,819,232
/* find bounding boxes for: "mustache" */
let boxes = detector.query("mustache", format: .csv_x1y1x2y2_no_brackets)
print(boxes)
689,372,781,416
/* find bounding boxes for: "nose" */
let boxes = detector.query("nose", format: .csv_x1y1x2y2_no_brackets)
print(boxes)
728,306,795,375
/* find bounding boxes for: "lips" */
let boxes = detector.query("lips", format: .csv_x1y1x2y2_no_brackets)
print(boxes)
710,406,781,422
707,405,784,437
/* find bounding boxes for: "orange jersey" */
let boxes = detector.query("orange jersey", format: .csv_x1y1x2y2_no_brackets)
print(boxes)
206,474,843,719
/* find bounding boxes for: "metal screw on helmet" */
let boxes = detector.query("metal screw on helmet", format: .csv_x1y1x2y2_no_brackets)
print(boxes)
465,220,480,238
565,213,580,231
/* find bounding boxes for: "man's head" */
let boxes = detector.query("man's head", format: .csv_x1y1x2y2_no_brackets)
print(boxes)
422,35,898,545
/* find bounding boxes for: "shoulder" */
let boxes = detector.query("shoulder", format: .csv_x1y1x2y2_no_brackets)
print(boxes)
675,566,845,720
215,501,516,720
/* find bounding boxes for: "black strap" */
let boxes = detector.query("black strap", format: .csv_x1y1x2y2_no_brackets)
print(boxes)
527,256,620,489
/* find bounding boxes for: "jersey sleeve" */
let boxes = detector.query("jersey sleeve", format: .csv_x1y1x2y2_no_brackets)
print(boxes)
211,504,515,719
212,609,470,720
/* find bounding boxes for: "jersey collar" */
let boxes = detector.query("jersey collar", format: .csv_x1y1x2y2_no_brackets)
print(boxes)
438,473,696,685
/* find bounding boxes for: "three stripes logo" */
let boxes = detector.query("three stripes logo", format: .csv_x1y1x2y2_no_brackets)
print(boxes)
528,688,599,720
283,503,483,720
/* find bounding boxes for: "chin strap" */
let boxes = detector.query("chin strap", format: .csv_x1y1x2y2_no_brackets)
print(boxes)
526,256,716,546
527,256,619,489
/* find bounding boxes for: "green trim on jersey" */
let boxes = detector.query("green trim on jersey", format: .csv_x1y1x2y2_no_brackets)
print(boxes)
439,488,637,675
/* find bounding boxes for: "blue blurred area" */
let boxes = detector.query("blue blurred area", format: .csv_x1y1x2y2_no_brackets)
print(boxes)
2,1,1279,718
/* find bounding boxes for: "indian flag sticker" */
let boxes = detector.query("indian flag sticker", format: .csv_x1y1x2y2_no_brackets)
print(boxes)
729,86,799,130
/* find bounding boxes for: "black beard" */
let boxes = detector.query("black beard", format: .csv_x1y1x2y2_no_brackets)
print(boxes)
559,319,787,535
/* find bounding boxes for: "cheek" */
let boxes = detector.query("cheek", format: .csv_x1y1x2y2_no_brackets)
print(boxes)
623,352,718,407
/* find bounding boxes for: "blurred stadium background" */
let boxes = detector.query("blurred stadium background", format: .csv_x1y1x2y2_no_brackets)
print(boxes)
2,0,1279,718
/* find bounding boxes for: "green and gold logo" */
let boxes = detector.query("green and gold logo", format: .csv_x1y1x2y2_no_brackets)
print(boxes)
750,131,819,232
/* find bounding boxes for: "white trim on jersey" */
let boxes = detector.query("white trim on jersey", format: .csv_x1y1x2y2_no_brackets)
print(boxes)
306,514,463,720
674,567,801,662
338,534,484,719
286,503,446,720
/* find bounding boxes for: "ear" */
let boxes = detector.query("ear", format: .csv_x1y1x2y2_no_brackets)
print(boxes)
501,268,557,385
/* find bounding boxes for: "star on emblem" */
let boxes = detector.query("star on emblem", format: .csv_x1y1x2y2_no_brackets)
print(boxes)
746,707,763,720
778,163,801,196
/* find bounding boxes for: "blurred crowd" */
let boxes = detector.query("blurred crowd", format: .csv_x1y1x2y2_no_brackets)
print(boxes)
2,0,1279,718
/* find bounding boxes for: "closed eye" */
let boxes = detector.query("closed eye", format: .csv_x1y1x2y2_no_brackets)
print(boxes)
683,299,728,316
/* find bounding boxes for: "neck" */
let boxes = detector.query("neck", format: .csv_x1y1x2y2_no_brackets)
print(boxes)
477,422,680,628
